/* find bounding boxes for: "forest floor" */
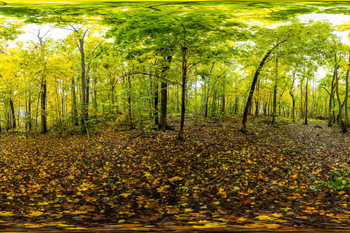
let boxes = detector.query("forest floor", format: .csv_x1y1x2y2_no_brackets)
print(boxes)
2,116,350,232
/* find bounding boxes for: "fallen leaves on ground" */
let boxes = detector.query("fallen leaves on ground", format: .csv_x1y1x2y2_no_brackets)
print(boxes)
1,116,350,231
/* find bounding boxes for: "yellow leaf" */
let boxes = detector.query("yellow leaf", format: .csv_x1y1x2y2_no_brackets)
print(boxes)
256,215,275,221
0,211,14,216
120,193,132,198
169,176,182,182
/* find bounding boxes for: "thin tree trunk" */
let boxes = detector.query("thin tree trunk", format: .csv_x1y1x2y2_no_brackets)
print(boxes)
40,80,47,133
154,81,159,126
93,76,97,115
304,78,308,125
178,46,188,140
336,65,342,128
289,75,296,123
204,76,210,118
300,79,304,119
127,71,134,130
234,96,239,114
328,54,337,127
343,52,350,133
71,76,78,126
28,98,32,130
9,98,16,129
79,36,88,133
160,56,172,131
194,77,197,116
272,57,278,125
221,81,225,115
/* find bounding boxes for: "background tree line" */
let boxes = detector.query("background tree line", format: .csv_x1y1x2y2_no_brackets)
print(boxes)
0,4,349,138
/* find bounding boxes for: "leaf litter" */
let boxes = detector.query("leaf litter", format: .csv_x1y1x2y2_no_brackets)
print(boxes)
1,116,350,231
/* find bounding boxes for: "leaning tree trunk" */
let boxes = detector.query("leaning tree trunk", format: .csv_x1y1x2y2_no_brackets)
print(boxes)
328,54,337,127
241,41,284,132
272,57,278,125
336,65,343,128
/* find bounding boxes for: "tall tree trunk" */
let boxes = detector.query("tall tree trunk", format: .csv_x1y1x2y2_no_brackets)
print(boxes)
300,79,304,119
204,76,210,118
71,76,78,126
110,84,115,114
272,57,278,125
127,71,134,130
289,75,296,123
328,54,337,127
178,46,188,140
154,81,159,126
9,98,16,129
336,65,343,128
27,98,32,130
40,80,47,133
255,79,260,116
310,82,315,118
160,56,172,131
79,37,88,133
221,81,225,115
304,78,308,125
194,77,197,116
93,76,97,116
343,52,350,133
234,96,238,114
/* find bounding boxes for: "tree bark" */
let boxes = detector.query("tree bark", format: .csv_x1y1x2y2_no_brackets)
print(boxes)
241,42,282,132
93,76,97,116
40,80,47,133
304,78,308,125
160,56,172,131
79,36,88,133
336,63,342,128
289,74,296,123
194,77,197,116
154,81,159,126
9,98,16,129
343,52,350,133
272,57,278,125
328,54,337,127
178,46,188,140
27,98,32,130
127,71,134,130
221,81,225,115
71,76,78,126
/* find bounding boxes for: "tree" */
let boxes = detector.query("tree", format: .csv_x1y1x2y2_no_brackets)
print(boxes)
241,22,335,132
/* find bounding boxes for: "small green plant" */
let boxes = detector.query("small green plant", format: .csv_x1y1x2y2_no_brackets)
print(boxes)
316,167,350,191
284,149,301,154
261,168,269,174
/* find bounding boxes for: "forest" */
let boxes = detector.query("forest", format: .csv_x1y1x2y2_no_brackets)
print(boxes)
2,0,350,231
